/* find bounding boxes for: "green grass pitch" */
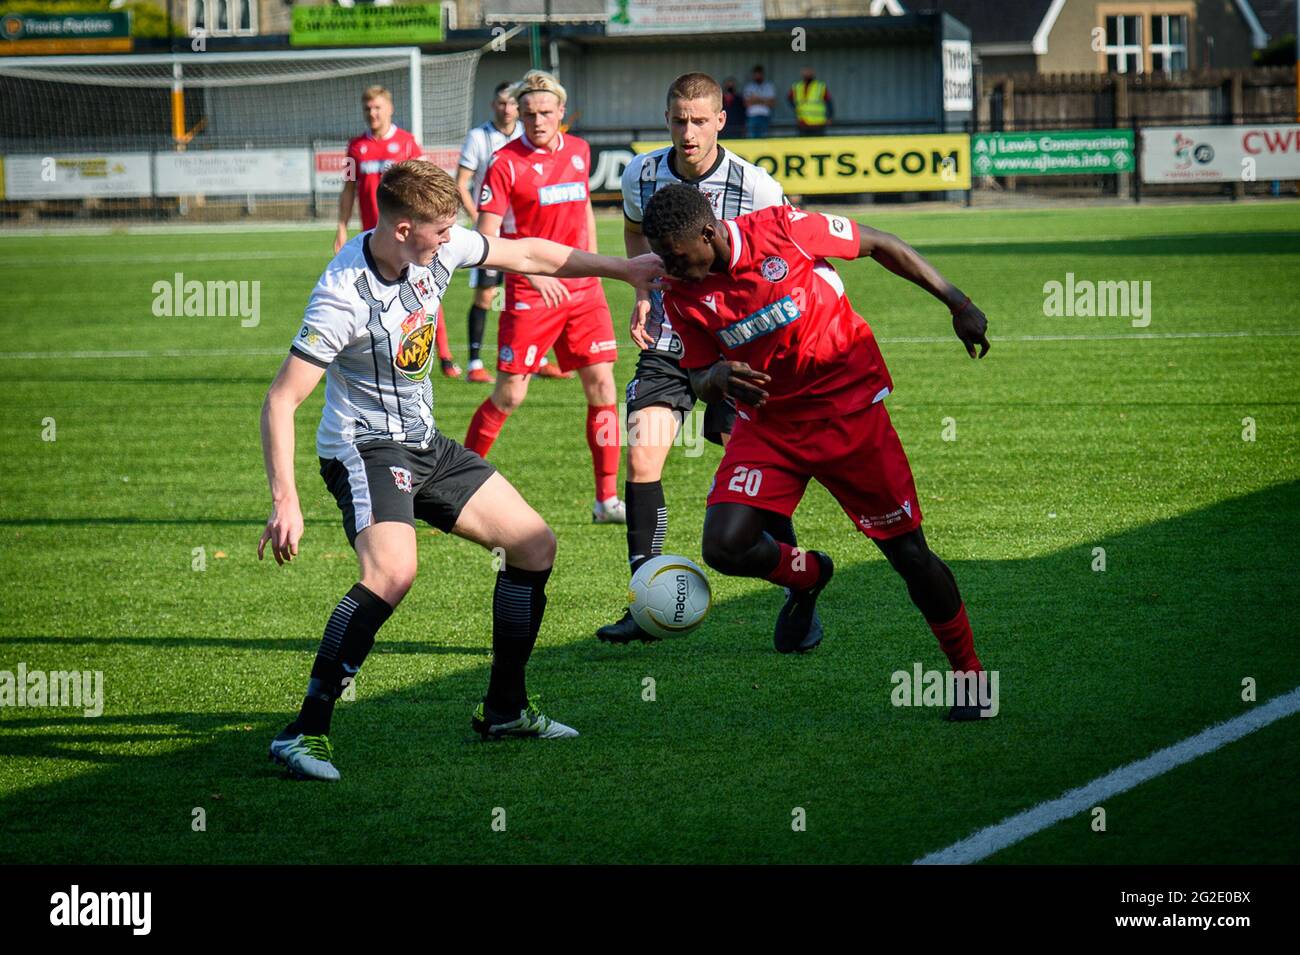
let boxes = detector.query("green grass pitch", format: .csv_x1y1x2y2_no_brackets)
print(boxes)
0,201,1297,864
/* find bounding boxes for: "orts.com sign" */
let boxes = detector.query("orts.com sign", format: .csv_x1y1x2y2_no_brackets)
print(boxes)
1141,125,1300,183
632,135,970,194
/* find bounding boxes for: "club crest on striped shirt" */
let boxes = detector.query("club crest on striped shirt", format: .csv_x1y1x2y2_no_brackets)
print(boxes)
394,312,434,382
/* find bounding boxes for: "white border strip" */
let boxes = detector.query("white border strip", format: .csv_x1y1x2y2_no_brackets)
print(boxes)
915,685,1300,865
1234,0,1270,48
1032,0,1068,55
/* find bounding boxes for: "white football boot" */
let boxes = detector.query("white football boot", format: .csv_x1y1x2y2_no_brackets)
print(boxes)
472,697,579,740
592,497,627,524
269,732,341,781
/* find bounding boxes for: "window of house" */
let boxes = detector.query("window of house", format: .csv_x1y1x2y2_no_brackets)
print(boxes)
1104,14,1144,74
1150,13,1189,73
189,0,258,37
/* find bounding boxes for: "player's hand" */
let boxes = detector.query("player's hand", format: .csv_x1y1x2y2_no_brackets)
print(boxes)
527,274,572,308
333,225,349,255
624,253,665,295
629,290,653,350
258,500,304,566
709,361,771,408
952,299,990,359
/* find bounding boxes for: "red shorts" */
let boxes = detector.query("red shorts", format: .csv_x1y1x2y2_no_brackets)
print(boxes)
706,400,922,540
497,289,617,374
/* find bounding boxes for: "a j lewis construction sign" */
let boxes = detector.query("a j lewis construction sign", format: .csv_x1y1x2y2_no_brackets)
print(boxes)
973,131,1135,176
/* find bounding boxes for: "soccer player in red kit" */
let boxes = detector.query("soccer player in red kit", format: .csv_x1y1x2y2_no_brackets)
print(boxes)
641,184,993,720
466,70,625,523
336,84,460,378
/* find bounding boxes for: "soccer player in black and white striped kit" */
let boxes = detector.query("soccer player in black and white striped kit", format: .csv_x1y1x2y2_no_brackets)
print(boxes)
598,72,810,648
259,160,662,780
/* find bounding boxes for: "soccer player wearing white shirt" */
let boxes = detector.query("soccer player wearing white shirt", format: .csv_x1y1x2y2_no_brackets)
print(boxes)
455,82,522,383
597,72,803,646
259,160,662,779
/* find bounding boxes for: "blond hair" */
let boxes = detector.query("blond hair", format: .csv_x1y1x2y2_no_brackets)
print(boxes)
666,72,723,111
512,69,567,108
376,160,460,224
362,85,392,104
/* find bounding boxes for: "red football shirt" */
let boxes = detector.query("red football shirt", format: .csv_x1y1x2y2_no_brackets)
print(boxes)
477,131,598,301
347,126,423,231
664,206,893,422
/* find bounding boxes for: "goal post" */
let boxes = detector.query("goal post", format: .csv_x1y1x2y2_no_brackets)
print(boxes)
0,46,484,224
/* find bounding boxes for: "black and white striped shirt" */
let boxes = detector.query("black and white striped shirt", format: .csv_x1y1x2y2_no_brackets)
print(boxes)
458,120,523,208
290,227,488,459
622,146,785,353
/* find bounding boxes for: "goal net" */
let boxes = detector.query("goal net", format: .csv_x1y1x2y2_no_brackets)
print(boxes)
0,47,483,225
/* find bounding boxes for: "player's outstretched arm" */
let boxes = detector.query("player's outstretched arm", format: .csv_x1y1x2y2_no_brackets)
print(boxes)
624,220,655,349
455,166,479,225
477,211,576,308
258,354,325,565
857,226,991,359
334,180,356,254
481,234,664,292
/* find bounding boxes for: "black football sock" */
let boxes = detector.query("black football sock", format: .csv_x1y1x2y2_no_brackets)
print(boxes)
625,480,667,572
763,512,797,548
294,583,393,737
467,305,488,365
486,564,552,715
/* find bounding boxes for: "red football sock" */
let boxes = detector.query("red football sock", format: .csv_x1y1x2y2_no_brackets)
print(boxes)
929,604,982,672
465,398,509,458
435,307,453,362
764,543,821,590
586,404,621,501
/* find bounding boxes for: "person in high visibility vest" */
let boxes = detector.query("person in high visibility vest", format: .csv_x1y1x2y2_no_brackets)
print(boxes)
788,67,833,136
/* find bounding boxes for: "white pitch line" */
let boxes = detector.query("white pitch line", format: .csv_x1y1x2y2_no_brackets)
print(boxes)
0,221,338,239
0,250,325,267
882,329,1300,344
914,685,1300,865
0,347,286,361
2,330,1296,362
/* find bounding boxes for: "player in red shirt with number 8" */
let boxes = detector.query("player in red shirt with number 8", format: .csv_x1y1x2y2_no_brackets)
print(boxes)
642,184,994,720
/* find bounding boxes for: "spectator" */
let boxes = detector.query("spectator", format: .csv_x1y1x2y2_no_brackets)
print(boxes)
788,66,833,136
742,64,776,138
721,77,746,139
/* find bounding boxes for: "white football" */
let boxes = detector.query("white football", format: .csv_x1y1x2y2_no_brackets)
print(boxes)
628,555,712,639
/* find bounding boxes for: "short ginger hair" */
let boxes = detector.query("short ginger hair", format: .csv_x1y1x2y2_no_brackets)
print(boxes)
377,160,460,224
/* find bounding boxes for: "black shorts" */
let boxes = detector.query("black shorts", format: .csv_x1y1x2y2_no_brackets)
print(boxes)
319,434,496,547
624,348,735,447
468,267,503,289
